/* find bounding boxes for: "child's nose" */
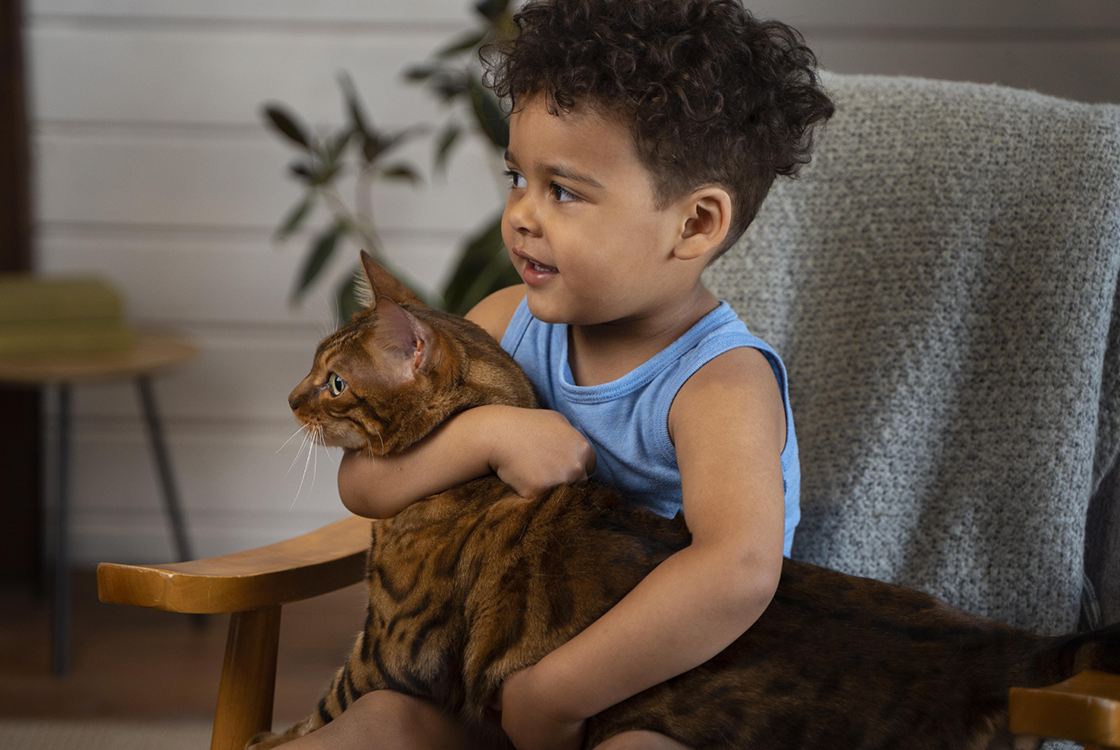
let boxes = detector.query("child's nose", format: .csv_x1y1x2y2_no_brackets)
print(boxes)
505,191,542,236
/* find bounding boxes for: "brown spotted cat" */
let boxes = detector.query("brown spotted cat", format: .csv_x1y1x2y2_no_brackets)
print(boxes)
254,250,1120,750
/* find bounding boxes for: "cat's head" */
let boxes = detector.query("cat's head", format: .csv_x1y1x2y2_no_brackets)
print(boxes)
288,251,535,455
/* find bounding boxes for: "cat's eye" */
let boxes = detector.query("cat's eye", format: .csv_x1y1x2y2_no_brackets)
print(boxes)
327,372,347,397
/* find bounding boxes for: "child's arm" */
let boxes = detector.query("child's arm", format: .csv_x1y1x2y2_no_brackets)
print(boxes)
337,285,595,519
497,346,786,750
337,405,594,517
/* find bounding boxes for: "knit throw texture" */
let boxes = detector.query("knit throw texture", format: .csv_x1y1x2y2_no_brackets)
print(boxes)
705,73,1120,636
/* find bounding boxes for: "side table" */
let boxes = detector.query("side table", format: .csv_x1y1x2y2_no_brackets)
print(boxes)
0,331,198,674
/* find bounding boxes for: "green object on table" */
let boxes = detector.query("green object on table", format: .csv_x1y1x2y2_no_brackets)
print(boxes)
0,275,135,357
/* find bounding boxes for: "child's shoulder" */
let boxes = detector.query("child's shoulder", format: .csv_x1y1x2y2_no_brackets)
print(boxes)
669,344,786,454
466,284,528,342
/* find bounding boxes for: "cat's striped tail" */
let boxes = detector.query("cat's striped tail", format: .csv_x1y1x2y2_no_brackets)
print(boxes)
1028,621,1120,687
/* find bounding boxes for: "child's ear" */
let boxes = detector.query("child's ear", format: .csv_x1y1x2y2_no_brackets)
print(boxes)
674,188,732,261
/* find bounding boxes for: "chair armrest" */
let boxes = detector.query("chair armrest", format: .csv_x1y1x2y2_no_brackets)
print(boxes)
1009,670,1120,747
96,515,371,614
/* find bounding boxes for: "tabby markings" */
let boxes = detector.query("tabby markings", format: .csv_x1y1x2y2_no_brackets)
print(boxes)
541,529,576,630
369,633,429,697
434,511,492,579
316,696,332,727
475,555,533,670
371,556,428,604
410,598,457,663
386,592,432,640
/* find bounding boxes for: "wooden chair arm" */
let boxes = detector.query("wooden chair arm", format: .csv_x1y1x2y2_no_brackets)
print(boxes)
96,515,371,614
1010,670,1120,748
98,515,1120,750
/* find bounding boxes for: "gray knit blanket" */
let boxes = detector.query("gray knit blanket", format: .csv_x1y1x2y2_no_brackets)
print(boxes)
705,73,1120,637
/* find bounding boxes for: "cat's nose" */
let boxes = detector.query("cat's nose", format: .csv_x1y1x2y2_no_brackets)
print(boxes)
288,387,305,411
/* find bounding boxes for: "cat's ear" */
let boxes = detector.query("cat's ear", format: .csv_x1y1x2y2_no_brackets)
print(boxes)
353,266,374,309
360,250,425,308
373,295,437,378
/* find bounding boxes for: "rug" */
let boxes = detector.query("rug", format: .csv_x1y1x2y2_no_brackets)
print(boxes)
0,719,213,750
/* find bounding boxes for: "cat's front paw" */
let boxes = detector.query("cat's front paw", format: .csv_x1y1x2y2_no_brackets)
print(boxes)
244,716,318,750
244,731,280,750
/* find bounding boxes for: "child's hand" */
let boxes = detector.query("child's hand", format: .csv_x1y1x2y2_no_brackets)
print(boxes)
487,407,596,498
495,666,585,750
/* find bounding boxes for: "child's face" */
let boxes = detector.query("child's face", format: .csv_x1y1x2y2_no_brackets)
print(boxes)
501,95,699,328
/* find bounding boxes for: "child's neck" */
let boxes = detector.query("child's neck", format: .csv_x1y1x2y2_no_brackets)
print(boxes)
567,285,719,387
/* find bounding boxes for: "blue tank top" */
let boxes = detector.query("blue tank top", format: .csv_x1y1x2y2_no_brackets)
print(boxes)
500,298,801,556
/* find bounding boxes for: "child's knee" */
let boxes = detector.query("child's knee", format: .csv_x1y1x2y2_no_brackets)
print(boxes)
346,691,438,742
346,691,474,749
592,730,692,750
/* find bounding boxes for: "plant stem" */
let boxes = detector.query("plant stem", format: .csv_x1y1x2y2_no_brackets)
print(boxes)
320,184,384,258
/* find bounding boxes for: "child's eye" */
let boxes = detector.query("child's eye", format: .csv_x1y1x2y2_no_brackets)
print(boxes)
504,170,526,190
551,183,576,202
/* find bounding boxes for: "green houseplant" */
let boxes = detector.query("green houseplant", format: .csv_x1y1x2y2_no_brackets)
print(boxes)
264,0,519,322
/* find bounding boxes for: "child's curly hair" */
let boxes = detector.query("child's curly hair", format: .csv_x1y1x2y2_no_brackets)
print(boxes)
482,0,834,253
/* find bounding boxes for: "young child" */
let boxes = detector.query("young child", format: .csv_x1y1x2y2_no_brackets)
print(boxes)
299,1,832,749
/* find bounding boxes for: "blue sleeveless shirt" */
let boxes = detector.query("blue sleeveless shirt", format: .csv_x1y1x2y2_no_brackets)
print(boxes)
500,298,801,556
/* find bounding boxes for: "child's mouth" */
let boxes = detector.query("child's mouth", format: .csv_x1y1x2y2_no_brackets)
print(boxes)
520,257,558,286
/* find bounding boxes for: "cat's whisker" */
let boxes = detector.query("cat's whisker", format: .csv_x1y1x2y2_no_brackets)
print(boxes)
277,424,307,454
315,427,339,467
285,428,311,479
312,435,319,494
292,430,316,510
375,430,386,457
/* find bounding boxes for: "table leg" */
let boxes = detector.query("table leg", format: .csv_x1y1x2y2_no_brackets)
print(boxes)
136,375,194,563
52,383,71,675
136,376,204,628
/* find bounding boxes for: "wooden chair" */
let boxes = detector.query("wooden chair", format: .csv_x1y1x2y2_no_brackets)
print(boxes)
98,73,1120,750
95,522,1120,750
99,516,369,750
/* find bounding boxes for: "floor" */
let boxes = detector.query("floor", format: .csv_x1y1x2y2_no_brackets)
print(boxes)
0,569,368,727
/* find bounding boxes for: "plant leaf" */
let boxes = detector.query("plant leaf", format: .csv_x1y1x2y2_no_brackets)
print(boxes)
431,71,470,102
364,125,426,165
292,222,345,303
338,72,372,138
327,127,354,163
289,160,314,179
442,211,508,314
457,243,520,315
433,122,462,175
436,29,488,58
361,131,385,164
274,193,315,241
404,62,440,82
263,104,311,149
381,163,423,185
310,161,343,187
474,0,510,22
468,78,509,149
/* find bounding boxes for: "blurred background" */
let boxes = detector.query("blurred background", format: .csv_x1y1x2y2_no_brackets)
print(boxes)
0,0,1117,739
5,0,1118,574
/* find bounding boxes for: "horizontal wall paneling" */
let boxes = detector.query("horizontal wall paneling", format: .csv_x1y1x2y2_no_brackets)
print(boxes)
29,0,1119,565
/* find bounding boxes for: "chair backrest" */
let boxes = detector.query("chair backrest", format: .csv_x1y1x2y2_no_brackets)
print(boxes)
705,73,1120,636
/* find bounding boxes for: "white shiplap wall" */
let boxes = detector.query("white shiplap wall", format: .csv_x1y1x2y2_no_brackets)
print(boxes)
27,0,1119,565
